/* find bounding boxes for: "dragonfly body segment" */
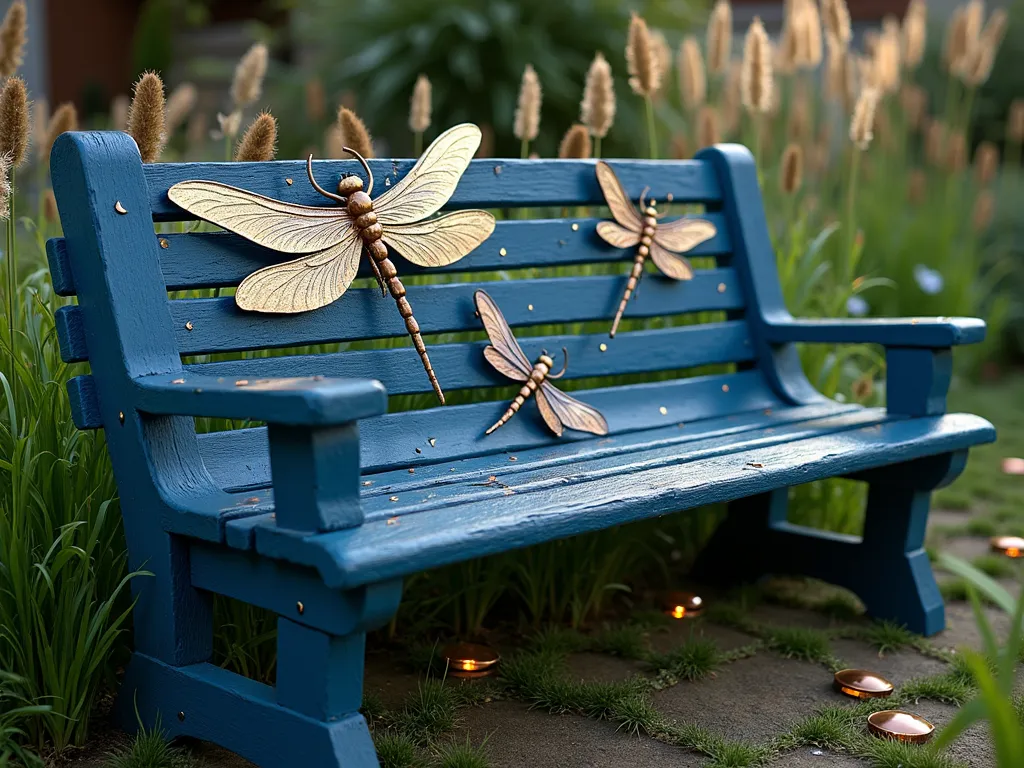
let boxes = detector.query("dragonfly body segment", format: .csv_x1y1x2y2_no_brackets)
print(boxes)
485,353,558,435
612,200,661,338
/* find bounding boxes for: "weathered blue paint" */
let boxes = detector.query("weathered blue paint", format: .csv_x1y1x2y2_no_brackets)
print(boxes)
47,132,994,767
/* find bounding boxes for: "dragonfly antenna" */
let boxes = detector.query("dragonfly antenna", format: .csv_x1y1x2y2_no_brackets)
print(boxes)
549,347,569,379
343,147,374,195
306,155,347,205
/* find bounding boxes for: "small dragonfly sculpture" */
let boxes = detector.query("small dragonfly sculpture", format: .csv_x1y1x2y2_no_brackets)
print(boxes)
594,161,718,338
475,290,608,437
168,124,496,404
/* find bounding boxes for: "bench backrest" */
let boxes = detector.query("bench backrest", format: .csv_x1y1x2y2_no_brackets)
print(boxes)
48,132,804,493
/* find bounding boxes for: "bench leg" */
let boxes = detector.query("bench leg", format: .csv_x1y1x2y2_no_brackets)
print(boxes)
692,452,965,636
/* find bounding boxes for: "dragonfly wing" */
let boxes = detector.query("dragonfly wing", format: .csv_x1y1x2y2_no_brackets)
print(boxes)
383,210,495,267
595,161,644,232
596,220,642,249
539,383,609,436
168,181,351,254
474,290,532,372
374,124,482,225
654,217,717,253
234,228,362,313
648,241,694,281
534,388,564,437
483,346,531,382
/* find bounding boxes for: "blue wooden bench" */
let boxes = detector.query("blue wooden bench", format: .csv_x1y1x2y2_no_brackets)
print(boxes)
48,131,994,767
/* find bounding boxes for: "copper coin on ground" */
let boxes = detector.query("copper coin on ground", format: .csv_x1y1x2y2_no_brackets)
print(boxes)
665,591,704,619
833,669,894,699
867,710,935,744
442,642,499,679
991,535,1024,558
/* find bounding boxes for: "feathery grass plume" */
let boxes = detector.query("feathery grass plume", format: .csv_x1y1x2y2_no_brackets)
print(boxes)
873,17,902,93
899,84,927,131
324,124,345,158
741,18,773,115
514,64,542,157
217,110,242,141
821,0,851,49
776,17,798,75
924,118,947,166
1009,99,1024,143
963,9,1007,86
650,31,672,100
337,106,374,159
165,83,197,134
908,168,927,205
111,94,129,130
787,91,810,142
626,12,661,97
972,189,995,231
558,124,591,159
580,51,616,149
0,75,28,167
670,132,691,159
779,142,804,194
707,0,732,75
409,74,432,134
902,0,927,70
305,77,326,123
849,86,879,150
231,41,269,109
42,102,78,165
234,111,277,162
0,152,9,220
0,0,27,78
973,140,998,185
31,97,47,160
43,188,57,223
696,105,720,148
943,6,968,73
127,71,166,163
794,0,823,69
945,129,967,173
677,35,706,110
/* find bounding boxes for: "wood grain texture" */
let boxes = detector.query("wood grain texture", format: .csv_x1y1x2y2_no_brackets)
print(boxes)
250,412,996,590
147,158,724,220
763,317,986,347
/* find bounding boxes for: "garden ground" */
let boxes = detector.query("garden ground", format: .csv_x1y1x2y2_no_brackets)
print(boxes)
66,375,1024,768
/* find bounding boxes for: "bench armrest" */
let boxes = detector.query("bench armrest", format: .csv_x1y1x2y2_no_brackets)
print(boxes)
133,374,387,425
762,317,986,348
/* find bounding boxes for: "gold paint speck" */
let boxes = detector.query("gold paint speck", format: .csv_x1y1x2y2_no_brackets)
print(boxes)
159,238,169,249
527,304,534,311
185,321,194,331
172,378,185,384
177,711,185,722
571,223,579,231
235,380,249,387
387,517,399,525
499,247,507,257
118,411,125,425
296,601,304,615
722,384,730,392
415,448,422,454
659,406,668,415
362,480,373,486
114,201,127,214
285,178,293,185
408,468,415,474
429,438,437,447
666,193,675,202
494,165,502,175
390,496,399,502
509,456,517,462
718,283,726,293
599,343,608,352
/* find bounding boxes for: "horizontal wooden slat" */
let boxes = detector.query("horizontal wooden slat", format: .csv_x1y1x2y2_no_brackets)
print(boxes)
145,158,723,221
198,369,778,488
169,270,743,355
186,321,754,397
147,213,731,292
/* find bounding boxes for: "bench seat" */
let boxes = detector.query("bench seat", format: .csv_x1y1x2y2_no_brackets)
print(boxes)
213,407,992,589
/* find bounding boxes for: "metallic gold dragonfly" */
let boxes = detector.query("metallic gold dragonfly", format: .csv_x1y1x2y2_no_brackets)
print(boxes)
168,123,496,404
594,161,717,338
475,290,608,437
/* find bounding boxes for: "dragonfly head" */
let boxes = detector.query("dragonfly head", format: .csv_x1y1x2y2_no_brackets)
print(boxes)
538,351,555,368
336,175,364,197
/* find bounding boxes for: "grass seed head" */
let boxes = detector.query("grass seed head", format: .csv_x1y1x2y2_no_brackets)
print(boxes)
580,52,615,139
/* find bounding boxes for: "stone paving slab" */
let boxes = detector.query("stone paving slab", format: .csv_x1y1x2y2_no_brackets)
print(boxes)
653,652,837,744
565,652,648,684
933,602,1012,651
767,748,871,767
911,700,993,768
648,617,759,654
830,639,949,685
455,700,704,767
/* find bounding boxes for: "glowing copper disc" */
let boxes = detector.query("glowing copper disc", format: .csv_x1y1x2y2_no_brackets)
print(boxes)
867,710,935,743
665,591,704,619
991,535,1024,559
441,642,499,679
833,669,894,699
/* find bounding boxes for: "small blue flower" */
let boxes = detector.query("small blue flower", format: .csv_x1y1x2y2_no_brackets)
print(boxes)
846,296,868,317
914,264,944,295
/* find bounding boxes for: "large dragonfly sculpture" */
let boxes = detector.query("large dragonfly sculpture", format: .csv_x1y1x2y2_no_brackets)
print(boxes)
168,123,496,404
475,290,608,437
594,161,717,338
